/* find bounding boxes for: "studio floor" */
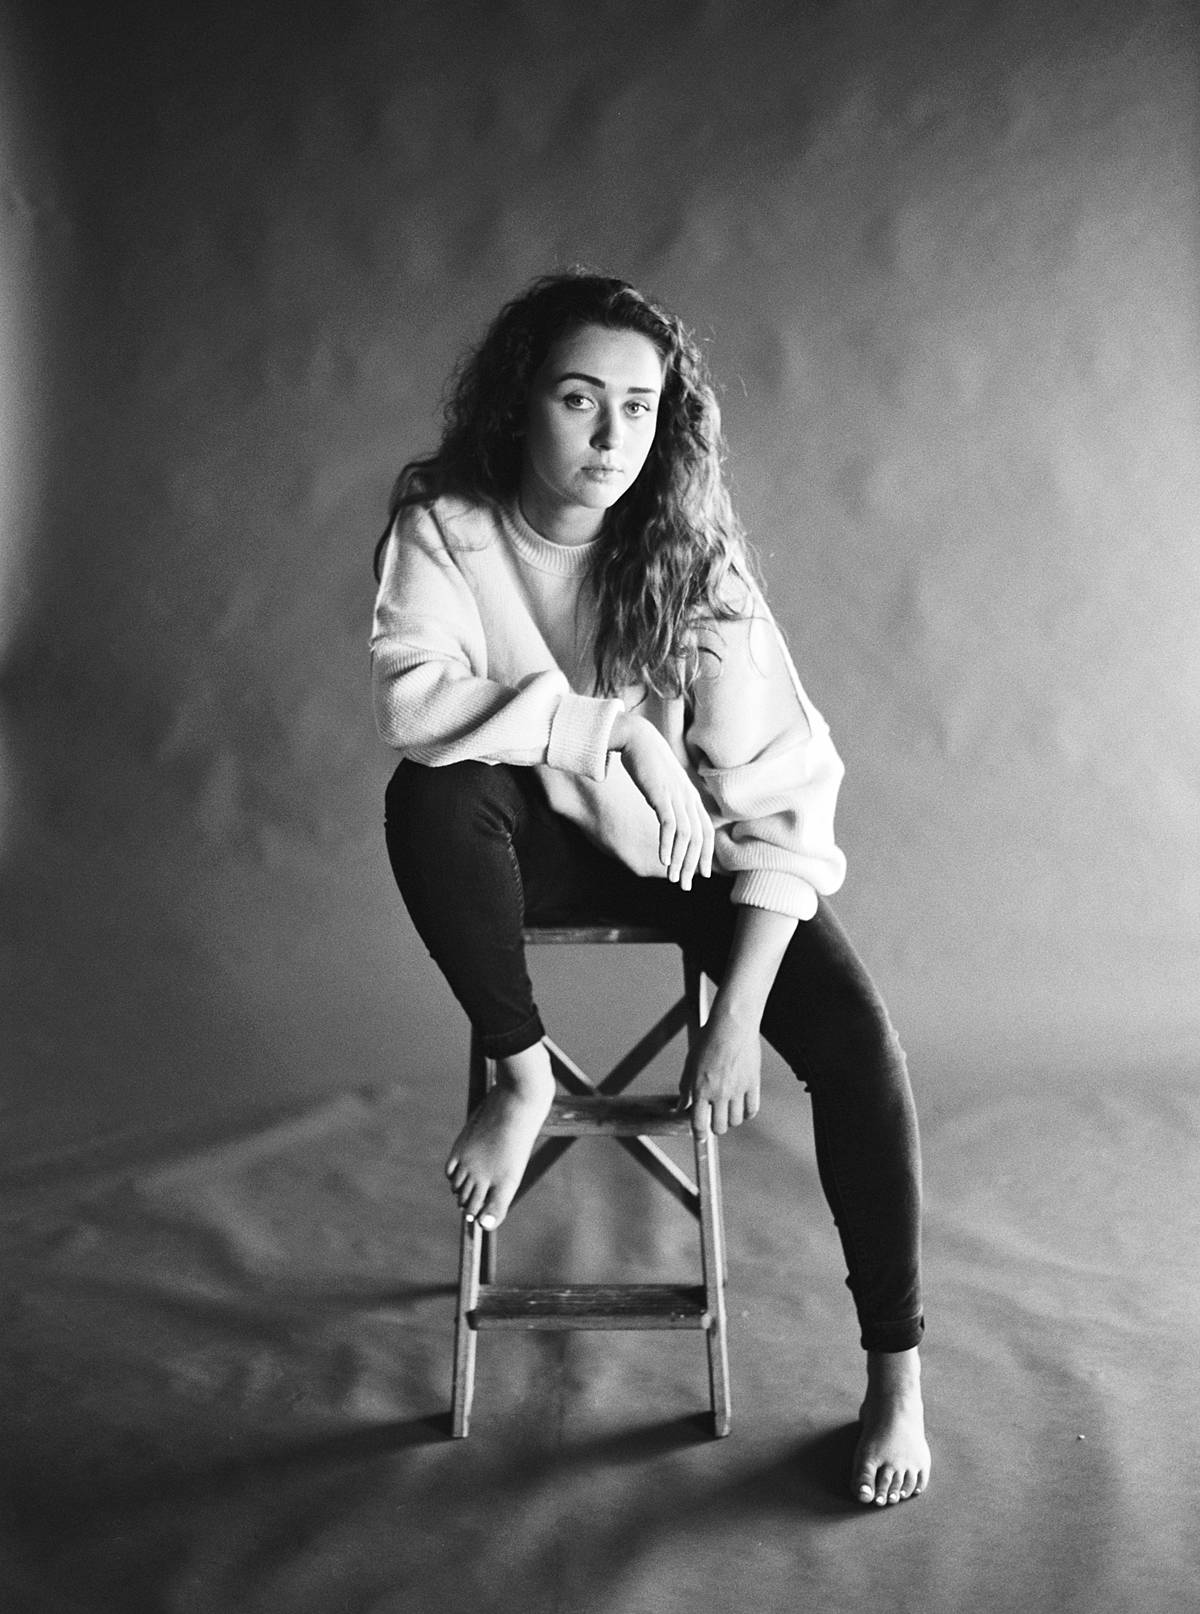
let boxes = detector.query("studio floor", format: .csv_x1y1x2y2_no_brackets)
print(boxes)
0,1047,1193,1614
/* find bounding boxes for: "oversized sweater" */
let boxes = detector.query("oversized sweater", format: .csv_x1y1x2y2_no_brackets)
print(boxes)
370,496,847,920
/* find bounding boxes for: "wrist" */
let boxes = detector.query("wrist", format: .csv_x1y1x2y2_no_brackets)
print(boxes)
708,989,767,1032
608,708,635,751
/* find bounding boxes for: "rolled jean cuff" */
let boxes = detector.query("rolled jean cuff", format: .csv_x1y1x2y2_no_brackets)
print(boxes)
477,1011,546,1061
860,1313,925,1354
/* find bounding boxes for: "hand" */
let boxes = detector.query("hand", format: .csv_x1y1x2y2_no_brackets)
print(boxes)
678,1008,762,1136
613,713,714,890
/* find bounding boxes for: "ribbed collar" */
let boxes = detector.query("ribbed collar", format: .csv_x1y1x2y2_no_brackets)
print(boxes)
500,501,603,576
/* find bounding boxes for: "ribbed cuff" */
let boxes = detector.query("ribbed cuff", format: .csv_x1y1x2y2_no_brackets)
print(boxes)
731,868,819,920
546,693,625,781
477,1013,547,1061
860,1313,926,1353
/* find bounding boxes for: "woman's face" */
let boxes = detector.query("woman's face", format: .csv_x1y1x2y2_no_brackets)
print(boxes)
519,323,664,543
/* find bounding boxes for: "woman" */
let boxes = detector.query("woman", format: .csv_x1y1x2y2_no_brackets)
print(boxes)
371,270,930,1505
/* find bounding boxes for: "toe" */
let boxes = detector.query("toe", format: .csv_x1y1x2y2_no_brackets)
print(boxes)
461,1178,487,1218
874,1465,895,1506
477,1186,508,1231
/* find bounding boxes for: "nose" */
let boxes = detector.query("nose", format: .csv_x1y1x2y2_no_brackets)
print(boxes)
590,405,620,451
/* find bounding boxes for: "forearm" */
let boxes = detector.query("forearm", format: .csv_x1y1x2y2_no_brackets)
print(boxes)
710,904,798,1027
373,654,621,779
682,903,793,1133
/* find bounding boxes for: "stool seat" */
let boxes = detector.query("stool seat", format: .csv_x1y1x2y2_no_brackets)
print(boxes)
451,922,731,1438
520,922,678,945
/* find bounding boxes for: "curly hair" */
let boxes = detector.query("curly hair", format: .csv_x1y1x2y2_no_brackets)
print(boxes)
376,270,752,698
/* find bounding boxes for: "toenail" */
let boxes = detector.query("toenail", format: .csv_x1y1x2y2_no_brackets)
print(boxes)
479,1214,496,1230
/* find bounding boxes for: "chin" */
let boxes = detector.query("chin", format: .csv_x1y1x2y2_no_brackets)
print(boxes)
576,486,623,510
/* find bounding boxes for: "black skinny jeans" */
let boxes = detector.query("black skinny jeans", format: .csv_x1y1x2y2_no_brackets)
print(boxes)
385,758,924,1353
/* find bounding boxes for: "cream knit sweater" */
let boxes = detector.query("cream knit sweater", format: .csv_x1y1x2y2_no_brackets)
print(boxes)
370,496,847,920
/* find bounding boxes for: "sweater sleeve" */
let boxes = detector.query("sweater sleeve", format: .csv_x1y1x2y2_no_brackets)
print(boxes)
686,581,847,920
370,504,623,780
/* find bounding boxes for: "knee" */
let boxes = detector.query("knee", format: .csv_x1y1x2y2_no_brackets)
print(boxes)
779,974,907,1093
823,978,904,1060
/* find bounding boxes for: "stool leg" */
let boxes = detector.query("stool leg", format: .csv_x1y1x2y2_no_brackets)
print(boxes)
695,1127,732,1437
683,955,728,1284
468,1032,498,1284
451,1214,482,1437
454,1033,491,1435
710,1135,728,1286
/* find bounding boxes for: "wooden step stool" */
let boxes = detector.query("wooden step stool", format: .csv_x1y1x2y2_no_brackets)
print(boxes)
451,922,731,1438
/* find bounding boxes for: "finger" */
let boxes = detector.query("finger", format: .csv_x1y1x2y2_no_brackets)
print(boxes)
667,794,692,883
691,1097,712,1137
667,833,686,884
652,797,681,871
676,1063,695,1106
710,1099,729,1136
657,805,677,870
699,810,715,879
679,803,704,891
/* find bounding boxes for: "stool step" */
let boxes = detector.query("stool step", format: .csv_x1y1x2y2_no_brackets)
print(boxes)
542,1095,694,1136
470,1283,709,1330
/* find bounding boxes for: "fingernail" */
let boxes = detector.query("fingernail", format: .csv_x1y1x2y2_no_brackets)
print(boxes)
479,1214,496,1230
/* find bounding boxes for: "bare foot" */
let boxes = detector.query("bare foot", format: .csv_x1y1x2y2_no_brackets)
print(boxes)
851,1347,931,1506
445,1042,555,1230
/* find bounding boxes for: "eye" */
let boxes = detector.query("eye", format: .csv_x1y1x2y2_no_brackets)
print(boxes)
562,392,595,411
625,399,654,418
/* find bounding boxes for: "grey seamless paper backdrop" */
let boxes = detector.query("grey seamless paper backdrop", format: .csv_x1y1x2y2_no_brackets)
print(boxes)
0,5,1195,1608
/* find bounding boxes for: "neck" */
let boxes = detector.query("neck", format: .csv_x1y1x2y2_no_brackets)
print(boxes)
518,481,605,548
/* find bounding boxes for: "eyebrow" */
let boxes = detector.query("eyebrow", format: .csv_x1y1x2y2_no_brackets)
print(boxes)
552,370,660,395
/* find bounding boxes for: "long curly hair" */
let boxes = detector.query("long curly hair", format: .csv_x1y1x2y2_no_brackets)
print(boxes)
376,270,751,698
